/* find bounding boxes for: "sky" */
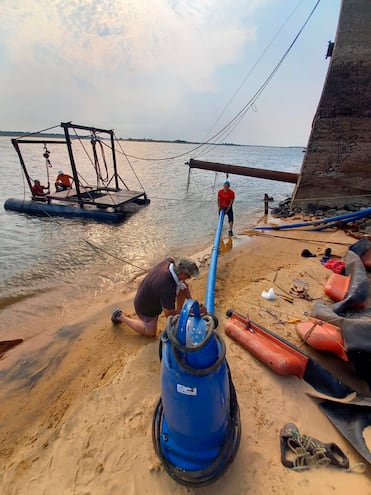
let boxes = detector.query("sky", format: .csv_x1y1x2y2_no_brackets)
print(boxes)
0,0,342,147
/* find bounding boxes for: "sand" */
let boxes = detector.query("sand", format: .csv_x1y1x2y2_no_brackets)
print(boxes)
1,222,371,494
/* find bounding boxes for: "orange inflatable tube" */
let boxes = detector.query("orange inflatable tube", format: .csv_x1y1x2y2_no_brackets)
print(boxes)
324,273,351,301
295,318,349,362
224,310,308,378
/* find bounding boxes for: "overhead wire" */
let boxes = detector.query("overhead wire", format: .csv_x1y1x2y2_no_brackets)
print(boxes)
197,0,322,147
14,124,61,140
201,0,307,143
117,0,321,163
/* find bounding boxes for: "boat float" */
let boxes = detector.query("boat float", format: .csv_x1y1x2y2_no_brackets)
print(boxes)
224,308,355,398
4,122,150,223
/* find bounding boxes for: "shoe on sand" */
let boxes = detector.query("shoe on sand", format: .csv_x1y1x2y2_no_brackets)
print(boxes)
301,249,316,258
111,308,122,324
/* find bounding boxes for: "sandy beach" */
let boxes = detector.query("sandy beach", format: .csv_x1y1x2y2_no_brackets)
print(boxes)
1,220,371,495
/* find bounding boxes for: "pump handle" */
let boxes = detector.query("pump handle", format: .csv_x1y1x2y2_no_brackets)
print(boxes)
178,299,201,334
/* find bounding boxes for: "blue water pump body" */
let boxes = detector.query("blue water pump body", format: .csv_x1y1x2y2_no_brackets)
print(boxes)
155,299,240,485
160,301,230,469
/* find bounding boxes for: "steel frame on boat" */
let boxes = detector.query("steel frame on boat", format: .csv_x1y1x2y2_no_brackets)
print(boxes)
5,122,150,223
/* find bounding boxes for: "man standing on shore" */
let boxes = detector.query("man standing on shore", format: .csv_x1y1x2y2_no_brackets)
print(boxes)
217,180,235,236
111,257,205,337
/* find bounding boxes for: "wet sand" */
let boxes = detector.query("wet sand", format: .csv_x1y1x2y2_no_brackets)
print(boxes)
0,222,370,494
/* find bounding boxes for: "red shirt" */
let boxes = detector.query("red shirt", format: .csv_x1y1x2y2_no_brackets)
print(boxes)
32,183,46,195
56,174,73,187
218,188,235,210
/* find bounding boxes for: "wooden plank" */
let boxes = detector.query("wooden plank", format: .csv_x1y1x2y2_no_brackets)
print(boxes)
48,187,92,200
93,191,144,206
47,188,145,207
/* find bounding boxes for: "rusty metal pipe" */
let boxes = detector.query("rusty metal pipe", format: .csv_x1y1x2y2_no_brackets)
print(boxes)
188,159,298,184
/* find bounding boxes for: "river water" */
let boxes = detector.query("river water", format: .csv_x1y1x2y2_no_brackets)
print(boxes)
0,135,304,342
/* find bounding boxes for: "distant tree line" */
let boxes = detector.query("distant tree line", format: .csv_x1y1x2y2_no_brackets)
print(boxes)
0,130,241,146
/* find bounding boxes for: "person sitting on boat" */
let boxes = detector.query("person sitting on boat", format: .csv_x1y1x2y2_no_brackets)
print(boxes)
111,257,206,337
55,170,74,192
31,179,49,198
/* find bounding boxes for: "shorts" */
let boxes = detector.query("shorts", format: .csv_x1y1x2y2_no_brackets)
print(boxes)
137,312,158,333
225,208,234,223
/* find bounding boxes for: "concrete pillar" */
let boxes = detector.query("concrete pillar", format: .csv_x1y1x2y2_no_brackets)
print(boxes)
292,0,371,207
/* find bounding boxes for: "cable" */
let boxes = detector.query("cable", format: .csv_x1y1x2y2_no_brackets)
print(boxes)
202,0,307,142
117,0,321,163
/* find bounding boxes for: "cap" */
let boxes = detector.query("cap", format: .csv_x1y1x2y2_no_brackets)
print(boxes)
58,170,64,175
177,258,200,278
224,181,230,186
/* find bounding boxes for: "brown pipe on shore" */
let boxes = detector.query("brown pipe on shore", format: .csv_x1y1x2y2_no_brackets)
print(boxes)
188,159,298,184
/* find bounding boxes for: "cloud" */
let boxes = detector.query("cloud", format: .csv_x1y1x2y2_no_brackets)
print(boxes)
3,1,257,86
1,0,265,135
0,0,341,145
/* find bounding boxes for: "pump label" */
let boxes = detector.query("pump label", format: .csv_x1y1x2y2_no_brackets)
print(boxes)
177,384,197,396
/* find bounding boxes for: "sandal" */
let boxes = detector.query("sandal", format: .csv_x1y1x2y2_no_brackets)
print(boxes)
280,423,349,470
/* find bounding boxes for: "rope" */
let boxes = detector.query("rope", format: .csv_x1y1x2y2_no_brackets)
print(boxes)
280,423,350,471
69,127,104,188
299,320,317,347
287,434,366,474
112,132,145,190
83,240,146,272
14,124,60,140
91,134,109,184
287,434,331,470
43,144,52,191
13,191,150,274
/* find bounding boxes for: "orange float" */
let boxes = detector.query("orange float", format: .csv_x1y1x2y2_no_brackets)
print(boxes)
224,310,308,378
295,318,349,362
324,273,351,301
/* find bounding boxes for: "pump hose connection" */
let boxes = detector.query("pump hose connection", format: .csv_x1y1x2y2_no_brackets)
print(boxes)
159,313,222,375
152,311,241,487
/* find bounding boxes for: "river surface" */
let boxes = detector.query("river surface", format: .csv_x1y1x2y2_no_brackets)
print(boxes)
0,135,304,343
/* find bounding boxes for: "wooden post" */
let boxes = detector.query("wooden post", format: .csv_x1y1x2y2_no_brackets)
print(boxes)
264,194,269,215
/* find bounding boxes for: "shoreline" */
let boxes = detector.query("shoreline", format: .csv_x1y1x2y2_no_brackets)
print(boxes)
1,223,371,494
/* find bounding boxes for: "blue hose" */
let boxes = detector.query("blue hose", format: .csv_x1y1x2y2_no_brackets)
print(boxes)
252,207,371,231
204,210,225,314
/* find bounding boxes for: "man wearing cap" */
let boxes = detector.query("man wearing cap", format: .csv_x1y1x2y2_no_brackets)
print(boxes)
217,181,235,236
111,257,204,337
55,170,74,192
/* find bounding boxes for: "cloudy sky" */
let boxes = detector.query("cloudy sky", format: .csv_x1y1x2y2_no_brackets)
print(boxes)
0,0,341,146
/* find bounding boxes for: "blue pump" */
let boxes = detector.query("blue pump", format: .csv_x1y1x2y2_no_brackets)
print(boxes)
152,210,241,487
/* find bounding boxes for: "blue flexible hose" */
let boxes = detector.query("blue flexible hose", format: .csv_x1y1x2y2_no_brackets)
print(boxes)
252,207,371,231
204,210,225,314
